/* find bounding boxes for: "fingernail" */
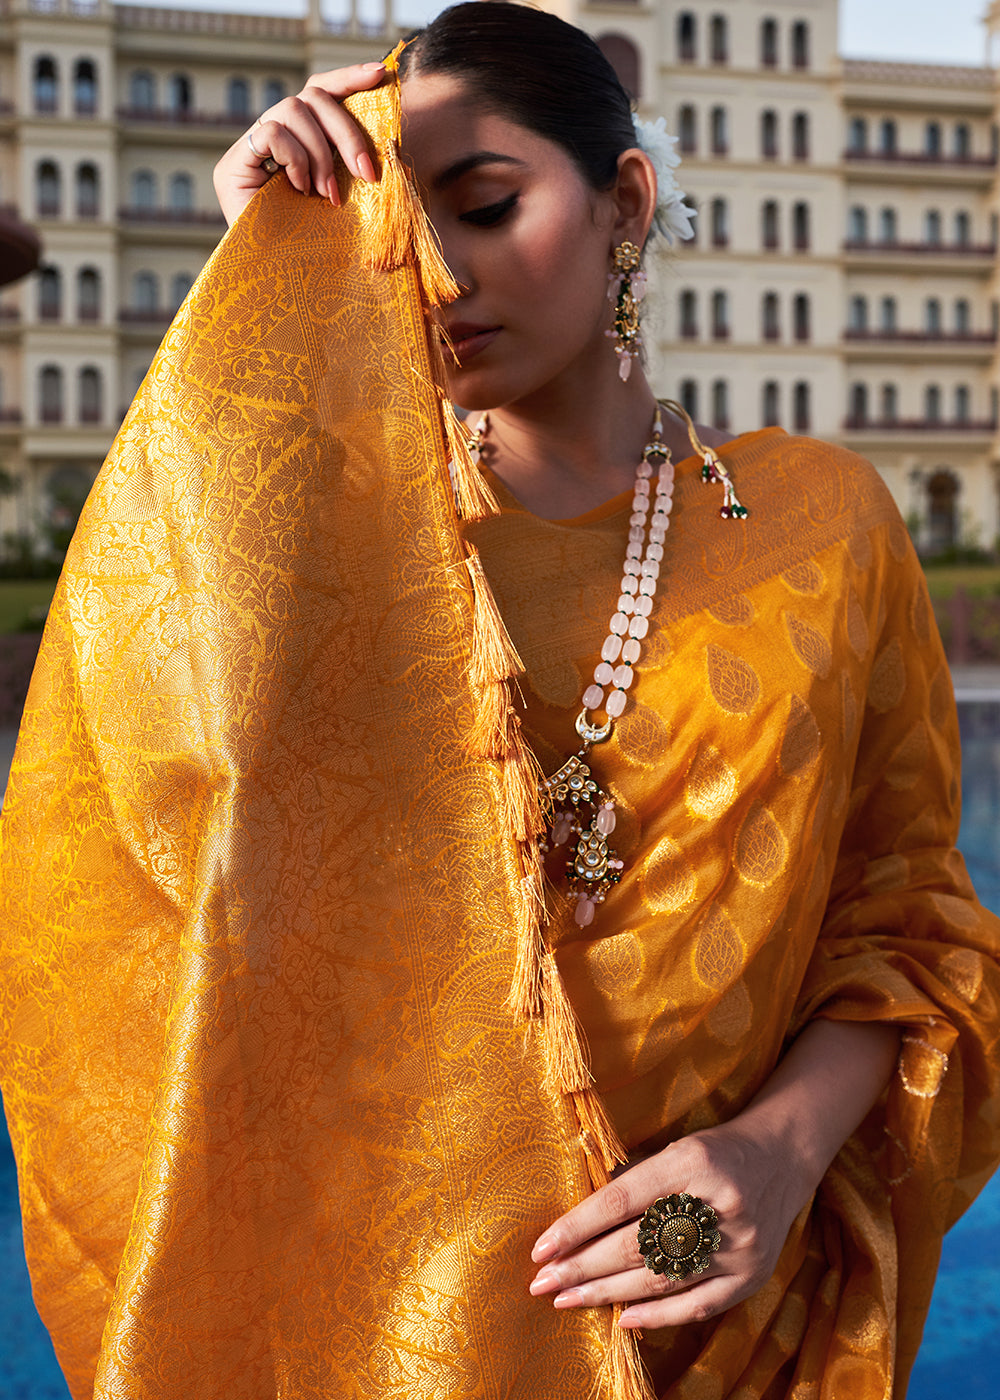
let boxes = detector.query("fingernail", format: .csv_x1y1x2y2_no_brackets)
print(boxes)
619,1309,641,1328
363,62,386,71
356,152,377,183
528,1267,559,1296
531,1235,557,1264
553,1288,584,1309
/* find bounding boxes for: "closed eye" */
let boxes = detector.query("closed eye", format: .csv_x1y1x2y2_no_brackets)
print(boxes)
459,192,519,227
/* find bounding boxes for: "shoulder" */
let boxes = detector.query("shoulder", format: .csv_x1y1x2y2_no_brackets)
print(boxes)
718,429,899,521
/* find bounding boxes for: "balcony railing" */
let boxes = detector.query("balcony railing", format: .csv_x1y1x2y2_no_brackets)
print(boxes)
0,408,22,423
843,416,997,432
844,329,997,344
119,308,174,324
40,406,63,424
843,238,996,256
0,306,20,323
36,199,60,218
118,205,226,226
845,148,996,168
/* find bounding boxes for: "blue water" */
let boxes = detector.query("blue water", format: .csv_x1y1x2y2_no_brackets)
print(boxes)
2,702,999,1398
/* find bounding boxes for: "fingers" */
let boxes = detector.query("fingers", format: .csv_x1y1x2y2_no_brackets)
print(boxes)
532,1157,673,1264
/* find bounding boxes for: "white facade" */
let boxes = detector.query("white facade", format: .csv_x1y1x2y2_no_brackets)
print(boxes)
2,0,1000,552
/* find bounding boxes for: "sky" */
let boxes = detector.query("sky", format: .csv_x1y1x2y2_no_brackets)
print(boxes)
116,0,994,68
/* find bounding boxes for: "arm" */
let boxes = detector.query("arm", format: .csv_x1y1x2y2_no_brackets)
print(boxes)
528,1018,900,1328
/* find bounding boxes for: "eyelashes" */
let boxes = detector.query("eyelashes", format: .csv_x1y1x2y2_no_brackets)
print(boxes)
458,192,519,227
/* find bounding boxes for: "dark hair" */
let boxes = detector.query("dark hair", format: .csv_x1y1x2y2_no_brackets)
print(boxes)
398,2,636,189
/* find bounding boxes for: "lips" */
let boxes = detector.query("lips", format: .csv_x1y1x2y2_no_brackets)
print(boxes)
443,321,502,363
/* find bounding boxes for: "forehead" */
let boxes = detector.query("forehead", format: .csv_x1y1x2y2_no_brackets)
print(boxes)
398,68,570,186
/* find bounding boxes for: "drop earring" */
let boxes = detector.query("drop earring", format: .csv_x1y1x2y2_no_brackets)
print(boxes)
606,240,646,382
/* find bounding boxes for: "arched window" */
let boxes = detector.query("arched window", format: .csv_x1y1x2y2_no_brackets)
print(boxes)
847,117,867,154
954,210,971,246
132,271,159,313
79,366,102,423
168,73,192,114
678,105,697,154
680,379,699,420
710,106,728,155
597,35,641,100
848,296,868,333
77,267,100,321
761,109,779,159
131,170,157,210
925,121,941,158
762,291,780,340
924,298,942,335
709,14,728,64
880,118,897,155
925,384,942,422
762,380,780,426
761,200,779,249
927,470,959,549
40,364,63,423
791,21,809,69
792,381,810,432
677,11,697,62
75,163,99,219
711,289,729,339
36,161,61,218
792,201,810,250
792,112,809,160
710,197,728,247
679,289,698,339
130,70,156,110
172,272,193,308
760,18,778,68
954,299,970,334
34,55,58,114
38,265,61,321
262,78,286,108
880,383,898,422
793,293,810,342
227,77,251,119
879,206,897,243
848,205,868,243
848,383,868,426
74,58,97,116
880,296,897,333
925,209,942,244
954,123,971,158
954,384,970,422
169,172,194,214
711,379,730,429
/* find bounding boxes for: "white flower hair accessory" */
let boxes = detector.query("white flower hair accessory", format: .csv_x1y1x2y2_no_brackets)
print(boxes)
632,115,696,245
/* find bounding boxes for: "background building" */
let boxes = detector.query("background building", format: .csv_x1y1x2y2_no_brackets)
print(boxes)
2,0,1000,553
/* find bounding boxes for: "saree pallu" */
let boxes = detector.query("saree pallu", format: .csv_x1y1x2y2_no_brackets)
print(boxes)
1,70,999,1400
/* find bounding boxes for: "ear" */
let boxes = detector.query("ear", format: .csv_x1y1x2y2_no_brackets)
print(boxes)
610,148,657,249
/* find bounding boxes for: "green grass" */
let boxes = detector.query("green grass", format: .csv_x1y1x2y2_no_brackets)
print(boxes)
920,565,1000,601
0,580,57,634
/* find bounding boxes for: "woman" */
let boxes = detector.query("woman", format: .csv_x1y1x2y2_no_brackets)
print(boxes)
3,6,998,1398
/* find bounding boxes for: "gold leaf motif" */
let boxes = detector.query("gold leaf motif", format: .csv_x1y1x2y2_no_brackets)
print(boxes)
909,587,931,646
584,931,644,995
867,637,906,714
641,837,697,913
937,947,983,1004
781,560,824,595
847,531,873,569
693,907,742,987
842,674,858,745
888,522,910,562
705,982,753,1045
846,594,869,659
706,644,761,716
785,613,832,678
863,855,910,894
686,745,739,818
885,722,930,791
929,666,953,730
707,592,754,627
734,800,788,888
616,702,672,767
780,694,820,776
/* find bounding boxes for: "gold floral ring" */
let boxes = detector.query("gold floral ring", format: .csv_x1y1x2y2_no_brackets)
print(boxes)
637,1193,722,1280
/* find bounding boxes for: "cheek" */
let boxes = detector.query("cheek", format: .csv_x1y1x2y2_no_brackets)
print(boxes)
509,217,611,324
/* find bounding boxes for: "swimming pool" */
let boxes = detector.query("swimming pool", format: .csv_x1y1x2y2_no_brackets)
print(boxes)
1,701,998,1397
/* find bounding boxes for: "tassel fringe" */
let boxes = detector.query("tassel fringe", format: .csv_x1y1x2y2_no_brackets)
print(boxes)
465,547,524,690
500,746,546,842
591,1320,655,1400
540,954,592,1093
506,895,545,1019
467,681,513,759
445,408,499,522
571,1087,628,1179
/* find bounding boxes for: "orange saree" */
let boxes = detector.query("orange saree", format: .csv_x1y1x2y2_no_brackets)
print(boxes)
2,63,999,1400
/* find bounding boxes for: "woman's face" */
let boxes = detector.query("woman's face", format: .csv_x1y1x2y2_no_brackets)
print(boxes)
400,69,621,412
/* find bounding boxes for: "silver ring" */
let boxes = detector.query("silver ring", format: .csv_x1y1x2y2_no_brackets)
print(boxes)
246,129,266,160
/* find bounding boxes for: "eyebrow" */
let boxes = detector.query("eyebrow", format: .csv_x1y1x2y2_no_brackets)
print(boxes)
432,152,526,190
